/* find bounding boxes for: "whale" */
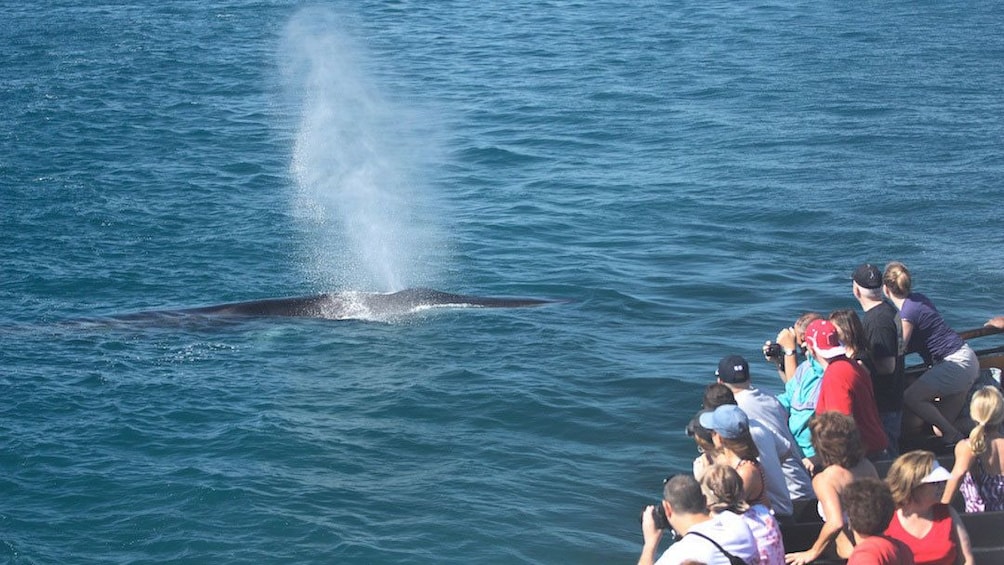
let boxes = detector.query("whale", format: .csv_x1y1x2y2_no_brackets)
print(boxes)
109,288,558,323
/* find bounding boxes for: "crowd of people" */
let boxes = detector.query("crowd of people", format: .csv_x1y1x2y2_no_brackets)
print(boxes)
638,262,1004,565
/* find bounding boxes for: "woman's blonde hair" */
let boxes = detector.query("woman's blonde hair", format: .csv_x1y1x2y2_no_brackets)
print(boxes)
968,386,1004,455
885,450,936,506
883,261,912,298
700,464,750,514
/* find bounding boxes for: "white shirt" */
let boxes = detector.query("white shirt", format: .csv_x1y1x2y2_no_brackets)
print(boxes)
655,511,760,565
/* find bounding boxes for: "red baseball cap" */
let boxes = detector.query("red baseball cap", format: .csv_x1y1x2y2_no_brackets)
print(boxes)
804,319,846,359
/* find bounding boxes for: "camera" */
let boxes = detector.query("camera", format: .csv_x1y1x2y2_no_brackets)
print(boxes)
764,342,784,360
639,502,671,530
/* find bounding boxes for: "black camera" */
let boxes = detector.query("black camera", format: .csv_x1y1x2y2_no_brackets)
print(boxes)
639,503,671,530
764,342,784,360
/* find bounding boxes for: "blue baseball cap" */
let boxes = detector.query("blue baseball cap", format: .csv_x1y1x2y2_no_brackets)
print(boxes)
698,405,749,439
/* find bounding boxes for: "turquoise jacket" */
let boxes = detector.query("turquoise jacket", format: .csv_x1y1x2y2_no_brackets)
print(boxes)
776,357,824,458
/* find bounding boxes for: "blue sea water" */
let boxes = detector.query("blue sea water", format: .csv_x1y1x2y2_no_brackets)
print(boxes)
2,1,1003,563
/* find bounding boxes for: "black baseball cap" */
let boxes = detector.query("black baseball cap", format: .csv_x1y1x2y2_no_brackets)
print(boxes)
852,263,883,289
716,355,750,384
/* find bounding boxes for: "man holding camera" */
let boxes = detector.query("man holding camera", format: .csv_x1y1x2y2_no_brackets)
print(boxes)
638,474,758,565
771,313,825,461
851,262,905,454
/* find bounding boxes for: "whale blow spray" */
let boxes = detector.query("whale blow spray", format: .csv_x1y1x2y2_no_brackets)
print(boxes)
281,8,442,292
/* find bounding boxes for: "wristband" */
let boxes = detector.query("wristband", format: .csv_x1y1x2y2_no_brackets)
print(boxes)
783,348,796,356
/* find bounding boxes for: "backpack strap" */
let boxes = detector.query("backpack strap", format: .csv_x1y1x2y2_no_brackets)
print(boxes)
685,530,748,565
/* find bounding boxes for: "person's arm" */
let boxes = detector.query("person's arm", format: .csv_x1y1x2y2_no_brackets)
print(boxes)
637,506,664,565
949,506,974,565
785,474,842,564
900,319,914,356
736,461,765,506
777,328,799,382
943,441,973,505
873,355,896,376
986,316,1004,329
693,453,711,480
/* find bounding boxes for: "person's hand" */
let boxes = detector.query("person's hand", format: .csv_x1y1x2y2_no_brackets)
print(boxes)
640,505,664,546
776,327,797,350
802,457,815,475
986,316,1004,330
785,548,819,565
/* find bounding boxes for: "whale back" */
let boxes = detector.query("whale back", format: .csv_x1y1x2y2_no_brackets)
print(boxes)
108,288,557,323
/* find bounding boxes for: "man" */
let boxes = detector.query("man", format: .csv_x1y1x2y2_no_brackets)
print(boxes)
715,356,813,506
774,312,825,460
852,263,905,454
806,319,889,457
638,474,758,565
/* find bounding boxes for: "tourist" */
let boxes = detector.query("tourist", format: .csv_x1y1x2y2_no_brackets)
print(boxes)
851,262,905,455
765,313,819,384
884,450,974,565
714,356,812,503
702,386,791,516
841,478,914,564
943,386,1004,511
805,319,889,457
688,410,719,481
828,309,876,376
699,405,772,511
883,261,979,447
638,474,759,565
702,463,784,565
784,412,879,564
774,312,825,462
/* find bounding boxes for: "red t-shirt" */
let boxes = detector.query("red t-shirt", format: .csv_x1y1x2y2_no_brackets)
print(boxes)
884,504,958,565
848,535,915,565
815,357,889,455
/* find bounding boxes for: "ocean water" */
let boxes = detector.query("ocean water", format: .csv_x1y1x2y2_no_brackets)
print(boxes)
2,1,1003,563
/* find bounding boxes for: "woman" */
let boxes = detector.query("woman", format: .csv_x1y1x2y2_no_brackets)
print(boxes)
885,450,974,565
687,410,719,481
883,262,979,446
702,463,784,565
944,386,1004,511
699,404,772,510
829,309,875,377
784,412,878,565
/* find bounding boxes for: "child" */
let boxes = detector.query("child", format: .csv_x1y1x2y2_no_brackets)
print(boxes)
841,478,914,564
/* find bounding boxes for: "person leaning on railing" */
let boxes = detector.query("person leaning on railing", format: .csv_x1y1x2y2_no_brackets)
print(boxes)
882,262,979,448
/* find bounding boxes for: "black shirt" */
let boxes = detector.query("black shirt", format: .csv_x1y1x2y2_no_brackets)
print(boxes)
862,300,905,412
